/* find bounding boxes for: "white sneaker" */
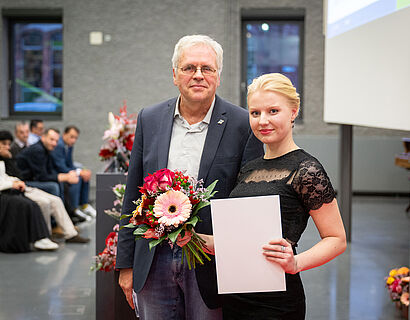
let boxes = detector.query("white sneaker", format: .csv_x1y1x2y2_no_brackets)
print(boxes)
74,208,92,221
82,204,97,218
34,238,59,251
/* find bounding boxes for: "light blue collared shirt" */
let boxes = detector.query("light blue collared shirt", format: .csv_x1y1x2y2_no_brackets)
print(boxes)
167,96,215,179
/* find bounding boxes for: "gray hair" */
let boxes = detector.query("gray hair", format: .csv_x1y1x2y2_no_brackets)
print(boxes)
14,121,28,131
172,35,223,76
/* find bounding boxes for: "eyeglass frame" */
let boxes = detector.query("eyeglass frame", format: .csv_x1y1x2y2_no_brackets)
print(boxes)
177,64,218,76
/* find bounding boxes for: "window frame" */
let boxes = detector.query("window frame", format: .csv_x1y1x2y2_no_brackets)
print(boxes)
241,8,305,121
3,11,63,120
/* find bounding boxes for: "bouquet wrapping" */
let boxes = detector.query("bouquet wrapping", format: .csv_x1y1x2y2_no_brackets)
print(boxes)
122,168,217,269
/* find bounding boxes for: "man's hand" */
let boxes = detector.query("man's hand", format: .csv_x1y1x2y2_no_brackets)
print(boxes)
12,180,26,192
79,169,91,182
57,171,79,184
119,268,135,309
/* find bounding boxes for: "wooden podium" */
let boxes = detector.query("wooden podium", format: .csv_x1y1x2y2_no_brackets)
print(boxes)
96,173,137,320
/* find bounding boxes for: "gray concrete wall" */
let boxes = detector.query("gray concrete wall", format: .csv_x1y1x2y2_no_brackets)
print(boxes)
0,0,408,193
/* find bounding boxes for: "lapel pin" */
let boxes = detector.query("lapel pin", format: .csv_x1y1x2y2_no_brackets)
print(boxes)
217,119,224,125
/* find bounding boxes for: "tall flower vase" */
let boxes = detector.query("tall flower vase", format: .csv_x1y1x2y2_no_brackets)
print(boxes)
96,173,136,320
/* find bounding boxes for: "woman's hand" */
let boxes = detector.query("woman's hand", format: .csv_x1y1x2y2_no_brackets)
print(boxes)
262,238,299,274
12,180,26,192
197,233,215,255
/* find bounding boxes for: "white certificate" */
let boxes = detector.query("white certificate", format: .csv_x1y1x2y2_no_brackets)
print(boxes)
210,195,286,294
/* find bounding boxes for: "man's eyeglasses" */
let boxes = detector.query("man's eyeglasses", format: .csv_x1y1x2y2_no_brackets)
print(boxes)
178,64,217,76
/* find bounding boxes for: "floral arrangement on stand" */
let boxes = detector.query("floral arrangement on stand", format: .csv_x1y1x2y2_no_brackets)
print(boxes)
122,168,217,269
91,184,126,272
99,101,138,172
385,266,409,318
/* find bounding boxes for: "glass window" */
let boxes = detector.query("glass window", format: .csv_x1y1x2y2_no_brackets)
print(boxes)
242,19,304,118
9,20,63,116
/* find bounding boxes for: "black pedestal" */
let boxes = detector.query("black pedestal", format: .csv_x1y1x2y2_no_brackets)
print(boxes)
96,173,137,320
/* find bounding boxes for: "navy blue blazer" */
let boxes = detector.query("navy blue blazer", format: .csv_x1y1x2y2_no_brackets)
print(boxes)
116,95,264,308
51,138,75,173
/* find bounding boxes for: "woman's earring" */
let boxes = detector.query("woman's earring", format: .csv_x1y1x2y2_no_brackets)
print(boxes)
291,120,295,128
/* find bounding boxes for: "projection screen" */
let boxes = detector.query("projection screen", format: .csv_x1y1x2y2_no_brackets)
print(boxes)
324,0,410,131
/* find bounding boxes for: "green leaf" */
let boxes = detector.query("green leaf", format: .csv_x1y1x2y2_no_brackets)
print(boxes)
119,213,132,220
133,225,149,236
148,238,165,250
119,223,136,230
168,227,183,244
185,216,199,227
191,201,210,216
206,180,218,195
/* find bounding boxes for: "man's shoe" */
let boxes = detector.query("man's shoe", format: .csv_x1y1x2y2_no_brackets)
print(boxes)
74,209,92,221
52,226,65,239
81,204,97,218
71,215,86,225
66,235,90,243
34,238,59,251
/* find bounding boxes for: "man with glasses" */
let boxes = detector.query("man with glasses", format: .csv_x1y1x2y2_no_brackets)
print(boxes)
117,34,263,320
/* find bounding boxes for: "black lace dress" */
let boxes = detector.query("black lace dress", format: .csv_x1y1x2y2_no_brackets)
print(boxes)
222,149,335,320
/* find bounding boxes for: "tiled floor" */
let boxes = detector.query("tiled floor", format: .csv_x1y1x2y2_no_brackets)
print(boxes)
0,196,408,320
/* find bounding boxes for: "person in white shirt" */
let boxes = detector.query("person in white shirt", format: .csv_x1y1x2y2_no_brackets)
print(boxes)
27,119,44,146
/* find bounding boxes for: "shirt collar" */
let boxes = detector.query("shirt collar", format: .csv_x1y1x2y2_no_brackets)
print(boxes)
174,95,215,125
14,138,26,148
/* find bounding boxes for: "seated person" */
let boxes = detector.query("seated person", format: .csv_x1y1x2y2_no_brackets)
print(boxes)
51,125,96,219
0,130,89,244
0,141,58,252
16,128,79,198
10,121,29,157
27,119,44,146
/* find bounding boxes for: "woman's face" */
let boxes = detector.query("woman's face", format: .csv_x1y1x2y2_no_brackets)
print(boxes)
248,89,298,147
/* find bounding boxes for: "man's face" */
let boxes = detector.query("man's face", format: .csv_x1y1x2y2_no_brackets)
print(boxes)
173,44,220,107
41,130,60,151
0,140,12,158
63,129,79,147
32,122,44,136
15,124,29,144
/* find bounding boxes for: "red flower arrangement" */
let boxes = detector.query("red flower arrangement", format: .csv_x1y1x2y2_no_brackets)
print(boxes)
99,101,138,171
91,184,126,272
91,224,119,272
122,168,218,269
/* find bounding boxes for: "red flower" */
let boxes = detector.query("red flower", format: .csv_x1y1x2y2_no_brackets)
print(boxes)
142,169,175,193
124,134,134,151
189,197,200,205
99,148,115,159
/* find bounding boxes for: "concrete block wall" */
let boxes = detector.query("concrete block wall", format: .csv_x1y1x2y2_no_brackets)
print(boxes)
0,0,408,193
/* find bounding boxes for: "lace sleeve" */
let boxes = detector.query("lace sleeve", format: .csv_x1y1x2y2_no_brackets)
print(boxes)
291,159,335,211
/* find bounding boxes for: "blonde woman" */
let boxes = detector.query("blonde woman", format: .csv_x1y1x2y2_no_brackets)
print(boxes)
217,73,346,319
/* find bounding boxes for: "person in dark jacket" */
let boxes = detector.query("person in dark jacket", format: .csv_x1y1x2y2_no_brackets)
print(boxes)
51,125,96,220
16,128,79,197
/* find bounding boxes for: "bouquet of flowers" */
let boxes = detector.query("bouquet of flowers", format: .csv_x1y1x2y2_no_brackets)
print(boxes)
91,184,126,272
122,168,217,269
91,225,119,272
385,267,409,308
99,101,138,171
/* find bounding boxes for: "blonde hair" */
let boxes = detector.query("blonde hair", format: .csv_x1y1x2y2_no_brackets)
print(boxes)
247,73,300,109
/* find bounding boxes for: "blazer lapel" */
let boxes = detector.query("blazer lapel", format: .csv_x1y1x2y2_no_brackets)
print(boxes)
157,98,177,169
198,96,227,182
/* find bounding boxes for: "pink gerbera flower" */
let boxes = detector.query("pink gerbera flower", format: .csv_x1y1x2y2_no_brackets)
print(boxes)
153,190,192,227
